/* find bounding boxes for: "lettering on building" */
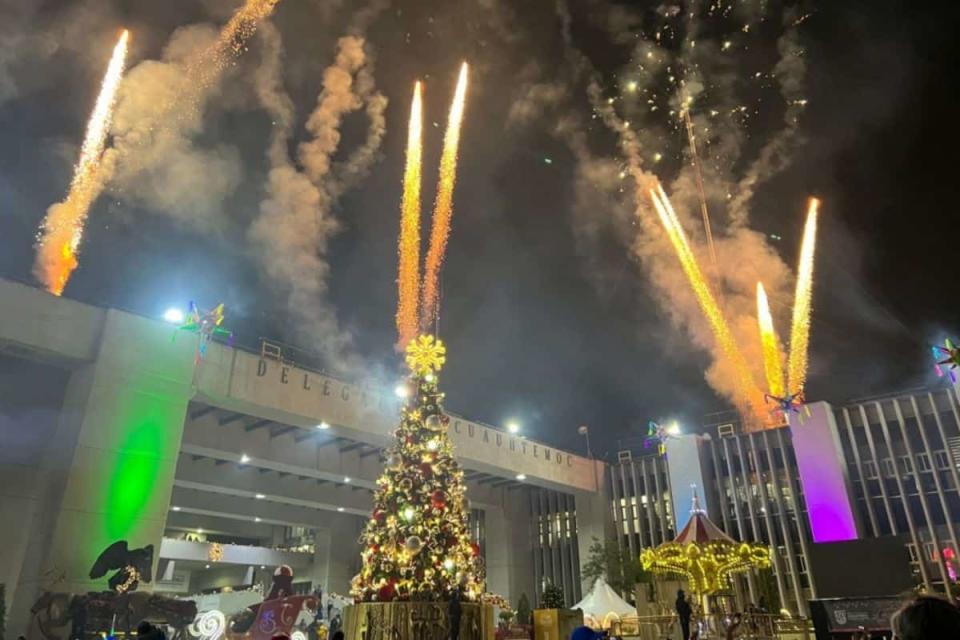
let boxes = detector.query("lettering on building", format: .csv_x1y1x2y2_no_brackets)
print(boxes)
253,358,582,474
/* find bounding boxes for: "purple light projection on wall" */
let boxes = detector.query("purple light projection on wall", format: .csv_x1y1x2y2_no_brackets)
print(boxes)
790,402,859,543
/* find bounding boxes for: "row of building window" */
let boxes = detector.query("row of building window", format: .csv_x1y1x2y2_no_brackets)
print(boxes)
857,450,953,479
536,511,578,545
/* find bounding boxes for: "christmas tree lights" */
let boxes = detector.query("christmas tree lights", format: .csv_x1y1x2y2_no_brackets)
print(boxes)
351,335,484,602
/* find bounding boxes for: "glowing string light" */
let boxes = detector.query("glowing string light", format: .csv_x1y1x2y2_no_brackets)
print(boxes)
422,62,469,328
188,610,226,640
34,29,129,296
787,197,819,395
756,282,785,398
396,82,423,349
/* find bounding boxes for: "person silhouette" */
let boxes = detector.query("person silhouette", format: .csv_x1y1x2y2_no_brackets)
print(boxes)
675,590,692,640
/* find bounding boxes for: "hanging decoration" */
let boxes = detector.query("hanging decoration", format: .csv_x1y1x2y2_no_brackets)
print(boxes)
208,542,224,563
172,301,234,362
933,338,960,384
643,421,679,458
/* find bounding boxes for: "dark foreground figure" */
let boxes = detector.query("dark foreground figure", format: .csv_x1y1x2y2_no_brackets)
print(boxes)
889,596,960,640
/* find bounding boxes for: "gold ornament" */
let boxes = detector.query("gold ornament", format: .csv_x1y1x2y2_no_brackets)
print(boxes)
405,335,447,376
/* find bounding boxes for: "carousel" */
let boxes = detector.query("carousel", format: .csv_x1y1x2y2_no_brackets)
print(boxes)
641,492,771,635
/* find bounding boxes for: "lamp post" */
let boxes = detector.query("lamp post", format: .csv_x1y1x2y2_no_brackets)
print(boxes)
577,425,593,458
578,425,600,493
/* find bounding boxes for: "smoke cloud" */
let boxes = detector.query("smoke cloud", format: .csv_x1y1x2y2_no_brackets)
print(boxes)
249,28,387,374
102,22,251,228
541,0,809,417
729,11,809,226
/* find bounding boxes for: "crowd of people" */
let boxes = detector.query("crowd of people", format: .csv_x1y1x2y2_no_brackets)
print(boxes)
117,585,960,640
675,592,960,640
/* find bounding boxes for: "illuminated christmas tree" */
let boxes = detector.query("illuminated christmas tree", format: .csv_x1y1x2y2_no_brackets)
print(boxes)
351,335,484,602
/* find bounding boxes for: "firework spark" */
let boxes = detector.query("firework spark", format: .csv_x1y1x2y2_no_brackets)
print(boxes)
34,29,129,296
421,62,469,328
682,109,717,266
396,82,423,349
756,281,785,398
787,197,819,395
650,184,763,416
180,0,282,114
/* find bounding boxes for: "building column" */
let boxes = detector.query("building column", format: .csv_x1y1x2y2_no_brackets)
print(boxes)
310,513,362,594
789,402,859,543
11,311,196,635
574,486,613,596
482,505,511,600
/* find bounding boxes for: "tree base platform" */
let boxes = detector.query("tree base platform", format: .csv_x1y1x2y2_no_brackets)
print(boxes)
343,601,494,640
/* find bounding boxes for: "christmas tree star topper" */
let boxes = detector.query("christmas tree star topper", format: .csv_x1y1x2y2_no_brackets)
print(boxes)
405,334,447,376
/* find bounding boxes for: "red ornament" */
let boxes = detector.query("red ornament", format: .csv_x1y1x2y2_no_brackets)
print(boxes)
470,542,481,557
373,509,386,523
419,462,433,478
431,490,447,510
370,544,381,554
377,581,397,601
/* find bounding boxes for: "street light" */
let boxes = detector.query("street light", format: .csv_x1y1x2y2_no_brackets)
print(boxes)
579,425,600,494
507,421,520,435
577,425,593,458
163,308,184,324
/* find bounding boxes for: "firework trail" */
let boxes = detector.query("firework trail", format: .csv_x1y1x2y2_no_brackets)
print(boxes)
787,197,819,395
34,29,129,296
682,109,717,267
396,82,423,349
650,184,763,416
421,62,469,328
756,282,785,398
187,0,281,95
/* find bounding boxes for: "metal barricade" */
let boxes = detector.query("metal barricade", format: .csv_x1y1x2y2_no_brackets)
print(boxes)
625,614,812,640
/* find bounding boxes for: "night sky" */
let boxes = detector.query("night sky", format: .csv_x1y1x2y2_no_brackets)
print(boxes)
1,0,958,455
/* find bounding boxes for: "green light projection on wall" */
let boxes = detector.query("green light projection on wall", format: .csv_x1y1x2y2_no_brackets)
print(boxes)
104,411,167,539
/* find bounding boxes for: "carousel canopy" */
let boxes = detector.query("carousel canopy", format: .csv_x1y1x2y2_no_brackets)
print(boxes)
640,491,771,595
673,503,735,545
573,578,637,621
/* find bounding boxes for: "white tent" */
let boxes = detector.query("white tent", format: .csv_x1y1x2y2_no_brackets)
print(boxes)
573,578,637,629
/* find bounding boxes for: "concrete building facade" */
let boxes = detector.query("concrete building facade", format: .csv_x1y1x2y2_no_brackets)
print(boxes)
0,280,608,636
8,275,960,634
610,387,960,617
